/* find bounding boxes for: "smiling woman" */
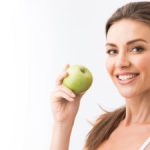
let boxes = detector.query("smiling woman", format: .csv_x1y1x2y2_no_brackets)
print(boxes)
50,1,150,150
105,19,150,98
85,2,150,150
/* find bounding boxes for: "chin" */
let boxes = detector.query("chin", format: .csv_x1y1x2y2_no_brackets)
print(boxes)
118,88,138,99
120,93,135,99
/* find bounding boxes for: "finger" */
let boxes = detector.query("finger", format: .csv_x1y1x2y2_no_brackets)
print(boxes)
54,91,74,102
59,85,76,98
56,71,68,86
64,64,70,71
55,64,70,86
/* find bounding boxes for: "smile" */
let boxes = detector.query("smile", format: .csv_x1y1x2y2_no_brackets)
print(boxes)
116,73,140,84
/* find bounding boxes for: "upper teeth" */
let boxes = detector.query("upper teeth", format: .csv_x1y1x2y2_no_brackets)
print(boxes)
118,74,137,80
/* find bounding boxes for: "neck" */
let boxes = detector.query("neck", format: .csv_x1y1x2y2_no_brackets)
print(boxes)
123,93,150,126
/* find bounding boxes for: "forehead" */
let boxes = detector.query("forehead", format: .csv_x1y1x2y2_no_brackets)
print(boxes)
106,19,150,45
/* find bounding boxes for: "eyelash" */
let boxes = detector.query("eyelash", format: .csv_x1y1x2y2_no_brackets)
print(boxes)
131,46,144,53
106,49,117,55
106,46,144,55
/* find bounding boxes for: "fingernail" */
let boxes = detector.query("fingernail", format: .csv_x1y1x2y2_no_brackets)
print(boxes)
71,93,76,97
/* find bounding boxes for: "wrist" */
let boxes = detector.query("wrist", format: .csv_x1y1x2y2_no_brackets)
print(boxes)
53,120,75,128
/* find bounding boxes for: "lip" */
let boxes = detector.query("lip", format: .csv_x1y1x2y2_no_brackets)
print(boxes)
115,72,140,76
115,72,140,85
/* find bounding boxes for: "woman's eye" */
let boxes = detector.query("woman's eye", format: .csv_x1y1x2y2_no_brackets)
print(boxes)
131,46,144,53
106,49,118,55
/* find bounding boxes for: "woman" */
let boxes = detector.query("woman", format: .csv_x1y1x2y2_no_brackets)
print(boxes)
50,1,150,150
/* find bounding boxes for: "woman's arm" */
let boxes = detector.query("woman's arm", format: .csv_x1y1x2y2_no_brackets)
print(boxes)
50,122,74,150
50,65,84,150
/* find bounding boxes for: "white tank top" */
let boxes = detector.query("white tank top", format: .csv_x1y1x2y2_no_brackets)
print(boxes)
139,137,150,150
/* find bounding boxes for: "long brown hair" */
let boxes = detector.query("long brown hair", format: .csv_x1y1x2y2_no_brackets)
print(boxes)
85,1,150,150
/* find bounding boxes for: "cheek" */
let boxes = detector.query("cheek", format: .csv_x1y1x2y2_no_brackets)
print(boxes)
133,55,150,73
105,58,114,76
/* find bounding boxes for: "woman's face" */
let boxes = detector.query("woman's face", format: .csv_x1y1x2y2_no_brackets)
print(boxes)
105,19,150,98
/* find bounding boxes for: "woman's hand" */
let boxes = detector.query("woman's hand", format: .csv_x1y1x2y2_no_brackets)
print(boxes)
50,64,84,125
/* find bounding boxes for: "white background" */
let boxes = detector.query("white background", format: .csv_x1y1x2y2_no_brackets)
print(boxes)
0,0,145,150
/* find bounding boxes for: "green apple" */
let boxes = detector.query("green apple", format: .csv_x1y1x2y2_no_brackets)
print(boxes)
62,64,93,95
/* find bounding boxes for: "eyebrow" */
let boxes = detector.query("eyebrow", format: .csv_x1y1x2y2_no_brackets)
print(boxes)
105,39,148,47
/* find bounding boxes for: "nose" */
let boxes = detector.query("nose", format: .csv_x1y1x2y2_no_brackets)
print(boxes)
115,52,131,69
